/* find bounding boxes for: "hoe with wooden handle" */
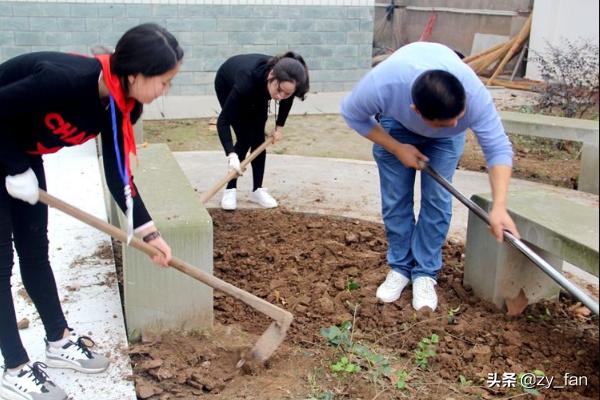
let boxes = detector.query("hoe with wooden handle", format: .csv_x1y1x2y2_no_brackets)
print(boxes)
38,189,293,365
200,138,272,204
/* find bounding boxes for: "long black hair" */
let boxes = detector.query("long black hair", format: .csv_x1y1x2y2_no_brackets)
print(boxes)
266,51,310,100
110,23,184,120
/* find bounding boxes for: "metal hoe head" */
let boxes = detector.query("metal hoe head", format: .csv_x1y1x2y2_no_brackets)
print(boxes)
237,312,294,368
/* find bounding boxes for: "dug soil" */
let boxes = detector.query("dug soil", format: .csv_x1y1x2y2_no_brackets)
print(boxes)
130,209,598,400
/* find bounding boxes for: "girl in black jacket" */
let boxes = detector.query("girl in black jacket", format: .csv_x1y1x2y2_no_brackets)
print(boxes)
215,52,309,210
0,23,182,399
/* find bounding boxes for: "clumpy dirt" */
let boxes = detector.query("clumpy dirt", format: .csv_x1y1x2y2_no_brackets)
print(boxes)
129,209,598,399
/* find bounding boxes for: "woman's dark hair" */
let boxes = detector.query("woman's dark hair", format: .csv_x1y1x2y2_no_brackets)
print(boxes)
266,51,310,100
110,23,184,120
411,70,466,121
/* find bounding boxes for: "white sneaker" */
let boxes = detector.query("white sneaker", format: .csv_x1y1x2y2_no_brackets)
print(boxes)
45,336,110,374
412,276,438,311
376,270,410,303
221,188,237,210
249,188,278,208
1,362,67,400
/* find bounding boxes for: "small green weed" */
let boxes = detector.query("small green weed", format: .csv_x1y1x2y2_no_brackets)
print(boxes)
346,278,360,292
414,334,439,370
331,356,360,374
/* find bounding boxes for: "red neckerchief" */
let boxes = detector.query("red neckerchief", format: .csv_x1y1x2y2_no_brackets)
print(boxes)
95,54,137,190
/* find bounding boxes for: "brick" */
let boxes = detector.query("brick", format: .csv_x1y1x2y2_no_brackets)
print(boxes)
347,31,373,44
0,17,29,31
112,18,141,34
70,31,100,46
85,18,112,33
347,7,373,19
12,3,43,17
265,20,289,32
0,32,14,46
126,4,153,18
57,18,86,32
229,31,277,45
30,18,59,32
217,18,264,32
153,5,178,18
98,5,125,18
319,32,346,45
44,32,72,46
70,4,98,18
166,18,216,32
1,46,29,62
15,32,45,46
333,45,358,57
203,31,228,45
360,19,373,32
0,3,12,17
289,19,314,32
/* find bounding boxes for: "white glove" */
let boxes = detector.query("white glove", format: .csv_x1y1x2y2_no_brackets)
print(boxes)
227,153,242,175
5,168,39,205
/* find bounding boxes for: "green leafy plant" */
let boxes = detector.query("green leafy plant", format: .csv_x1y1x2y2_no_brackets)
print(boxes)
447,305,461,325
395,370,409,390
320,320,352,348
331,356,360,374
414,334,439,370
459,374,473,386
346,278,360,292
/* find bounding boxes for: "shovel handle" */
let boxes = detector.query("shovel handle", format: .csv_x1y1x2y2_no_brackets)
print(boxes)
38,189,291,322
420,163,599,316
199,138,273,203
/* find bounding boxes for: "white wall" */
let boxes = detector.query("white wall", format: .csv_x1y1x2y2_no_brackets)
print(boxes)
526,0,599,80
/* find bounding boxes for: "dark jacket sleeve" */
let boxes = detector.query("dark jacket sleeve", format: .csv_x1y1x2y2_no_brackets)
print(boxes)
100,117,152,229
0,66,67,174
275,96,294,128
216,85,243,155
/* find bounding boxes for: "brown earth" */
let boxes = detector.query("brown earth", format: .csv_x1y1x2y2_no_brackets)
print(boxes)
129,209,599,400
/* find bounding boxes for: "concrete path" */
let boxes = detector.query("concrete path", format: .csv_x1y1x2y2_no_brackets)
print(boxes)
174,150,599,297
2,141,136,400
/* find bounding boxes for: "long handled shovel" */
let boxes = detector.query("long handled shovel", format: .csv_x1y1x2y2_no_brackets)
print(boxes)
200,138,273,203
420,163,599,316
38,189,293,365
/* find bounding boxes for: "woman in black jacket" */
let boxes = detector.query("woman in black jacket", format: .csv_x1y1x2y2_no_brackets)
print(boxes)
215,52,309,210
0,23,182,399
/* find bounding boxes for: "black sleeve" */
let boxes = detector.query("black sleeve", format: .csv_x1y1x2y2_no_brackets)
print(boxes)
100,118,152,229
0,125,29,175
216,85,244,155
275,96,294,128
0,65,70,174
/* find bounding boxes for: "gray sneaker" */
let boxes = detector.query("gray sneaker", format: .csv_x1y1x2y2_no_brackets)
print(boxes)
1,362,67,400
45,336,110,374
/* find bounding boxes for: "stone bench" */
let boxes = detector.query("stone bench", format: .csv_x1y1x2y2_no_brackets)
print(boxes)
500,111,599,194
100,143,213,337
463,189,599,310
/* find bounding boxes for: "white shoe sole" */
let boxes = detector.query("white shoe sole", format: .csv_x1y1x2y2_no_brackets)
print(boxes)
45,358,108,374
221,204,236,211
249,199,278,208
376,292,402,303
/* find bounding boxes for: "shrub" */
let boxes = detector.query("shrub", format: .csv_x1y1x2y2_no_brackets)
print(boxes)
531,38,599,118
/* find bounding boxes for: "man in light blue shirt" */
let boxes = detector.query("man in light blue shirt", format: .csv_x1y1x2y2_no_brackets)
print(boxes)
341,42,520,312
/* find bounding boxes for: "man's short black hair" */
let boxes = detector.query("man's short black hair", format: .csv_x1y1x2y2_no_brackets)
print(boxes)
411,70,466,120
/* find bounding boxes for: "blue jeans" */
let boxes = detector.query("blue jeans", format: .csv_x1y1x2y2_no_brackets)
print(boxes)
374,117,465,281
